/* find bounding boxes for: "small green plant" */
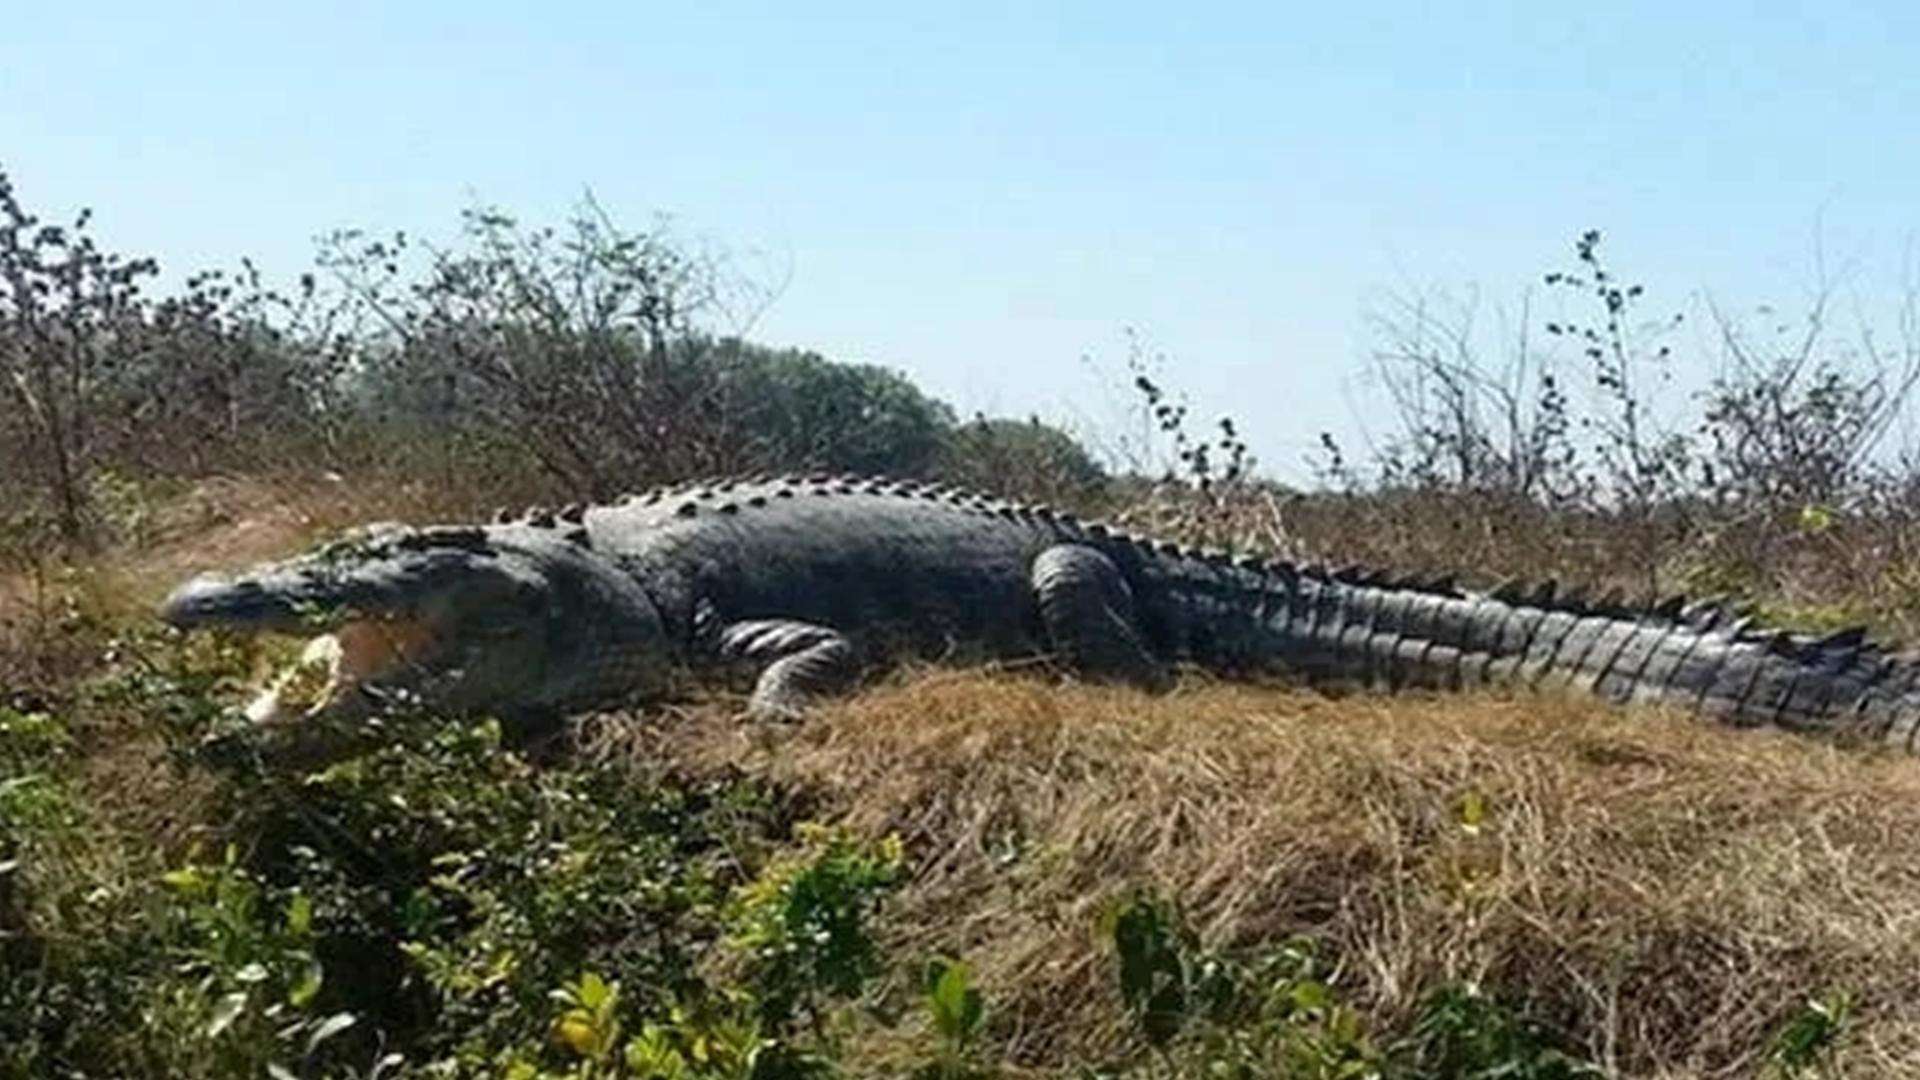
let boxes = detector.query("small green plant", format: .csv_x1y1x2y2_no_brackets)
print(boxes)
1403,982,1602,1079
1098,892,1384,1077
1187,943,1384,1079
1101,891,1193,1051
549,971,625,1067
915,957,989,1080
726,824,904,1032
0,706,75,838
279,716,744,1073
619,1000,778,1080
1766,989,1852,1079
157,847,357,1077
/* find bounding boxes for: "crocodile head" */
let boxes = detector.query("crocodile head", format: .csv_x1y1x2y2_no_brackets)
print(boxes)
161,523,673,726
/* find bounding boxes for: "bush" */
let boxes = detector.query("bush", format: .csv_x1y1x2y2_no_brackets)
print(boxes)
703,337,957,479
319,207,979,499
1,166,1106,545
938,415,1109,508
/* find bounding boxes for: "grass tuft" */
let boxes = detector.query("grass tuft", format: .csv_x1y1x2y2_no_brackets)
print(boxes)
623,672,1920,1075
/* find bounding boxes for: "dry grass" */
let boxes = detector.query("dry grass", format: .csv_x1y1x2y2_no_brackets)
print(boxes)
14,475,1920,1076
1277,488,1920,643
620,671,1920,1077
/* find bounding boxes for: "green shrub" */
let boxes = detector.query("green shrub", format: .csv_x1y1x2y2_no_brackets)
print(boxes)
1404,983,1601,1080
915,957,989,1080
1766,990,1851,1079
725,824,904,1032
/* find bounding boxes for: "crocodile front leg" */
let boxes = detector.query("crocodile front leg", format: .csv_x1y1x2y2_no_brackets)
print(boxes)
1031,544,1171,691
716,618,859,720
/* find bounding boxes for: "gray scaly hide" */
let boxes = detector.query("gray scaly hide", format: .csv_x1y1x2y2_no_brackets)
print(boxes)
160,474,1920,750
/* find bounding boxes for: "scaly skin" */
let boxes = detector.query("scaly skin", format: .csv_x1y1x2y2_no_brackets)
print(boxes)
160,474,1920,750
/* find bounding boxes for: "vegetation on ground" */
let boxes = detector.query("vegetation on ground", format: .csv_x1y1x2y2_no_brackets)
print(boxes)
5,163,1920,1076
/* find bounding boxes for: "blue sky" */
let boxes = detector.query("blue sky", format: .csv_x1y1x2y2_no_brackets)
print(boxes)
5,3,1917,478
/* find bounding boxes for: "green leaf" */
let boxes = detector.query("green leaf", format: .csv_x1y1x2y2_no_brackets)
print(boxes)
162,867,207,894
1290,979,1332,1014
577,971,610,1009
285,892,313,936
1456,789,1488,833
925,958,985,1044
1107,893,1189,1046
288,959,324,1009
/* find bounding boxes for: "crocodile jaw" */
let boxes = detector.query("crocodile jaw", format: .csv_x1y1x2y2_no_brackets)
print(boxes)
244,619,443,725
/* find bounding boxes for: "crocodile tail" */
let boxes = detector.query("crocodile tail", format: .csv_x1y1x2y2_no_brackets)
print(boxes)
1625,615,1920,749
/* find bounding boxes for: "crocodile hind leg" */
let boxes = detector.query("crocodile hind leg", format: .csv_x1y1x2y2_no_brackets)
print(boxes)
717,618,859,720
1030,544,1171,690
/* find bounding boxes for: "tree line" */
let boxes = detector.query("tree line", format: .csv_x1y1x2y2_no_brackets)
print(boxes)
0,168,1105,548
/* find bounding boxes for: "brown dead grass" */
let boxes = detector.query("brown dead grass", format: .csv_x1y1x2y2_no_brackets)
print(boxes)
624,671,1920,1077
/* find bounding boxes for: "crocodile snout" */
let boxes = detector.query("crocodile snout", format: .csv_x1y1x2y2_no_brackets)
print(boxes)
160,575,294,631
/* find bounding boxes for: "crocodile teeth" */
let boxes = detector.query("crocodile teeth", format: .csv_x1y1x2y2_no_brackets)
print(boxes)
246,633,344,725
244,619,438,725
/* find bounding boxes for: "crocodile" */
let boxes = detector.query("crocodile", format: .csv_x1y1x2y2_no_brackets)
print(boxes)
159,473,1920,750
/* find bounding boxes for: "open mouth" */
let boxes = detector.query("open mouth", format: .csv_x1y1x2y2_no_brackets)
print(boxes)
244,619,441,725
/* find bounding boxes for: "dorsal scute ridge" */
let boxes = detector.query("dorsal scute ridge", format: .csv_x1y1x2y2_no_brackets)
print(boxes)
1437,575,1764,635
611,476,1911,662
1595,593,1894,657
398,525,492,553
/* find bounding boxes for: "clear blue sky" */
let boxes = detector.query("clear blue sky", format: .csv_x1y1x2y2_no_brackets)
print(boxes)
6,2,1917,478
